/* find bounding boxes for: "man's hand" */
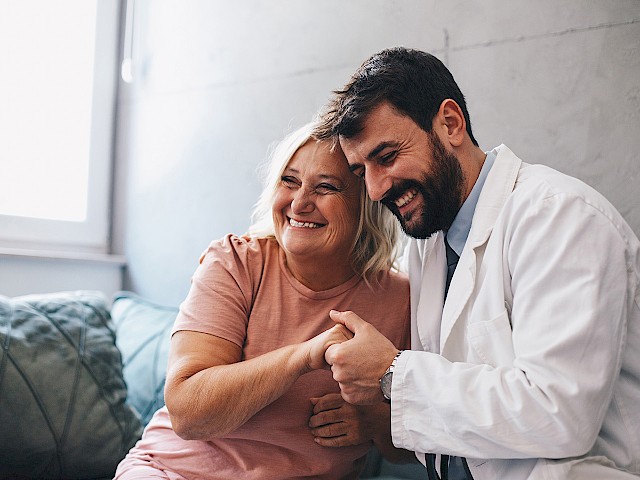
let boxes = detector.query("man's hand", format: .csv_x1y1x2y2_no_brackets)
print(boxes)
324,310,399,404
309,393,374,447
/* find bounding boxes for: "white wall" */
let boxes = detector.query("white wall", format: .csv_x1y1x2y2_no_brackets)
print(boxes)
113,0,640,306
0,253,123,299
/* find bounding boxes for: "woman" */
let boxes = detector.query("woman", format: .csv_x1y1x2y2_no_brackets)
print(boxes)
114,122,411,479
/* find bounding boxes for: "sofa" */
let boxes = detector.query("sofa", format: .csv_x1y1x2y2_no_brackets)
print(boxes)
0,290,425,480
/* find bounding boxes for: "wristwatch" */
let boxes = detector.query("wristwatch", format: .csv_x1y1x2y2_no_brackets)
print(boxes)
380,350,403,402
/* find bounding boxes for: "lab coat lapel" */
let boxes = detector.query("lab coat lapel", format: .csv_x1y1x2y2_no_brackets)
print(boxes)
440,145,522,353
409,232,447,352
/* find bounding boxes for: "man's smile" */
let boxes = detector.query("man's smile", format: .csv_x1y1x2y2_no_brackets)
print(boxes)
394,187,418,209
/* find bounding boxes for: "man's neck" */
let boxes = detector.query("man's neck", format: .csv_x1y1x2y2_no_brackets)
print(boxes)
459,145,488,202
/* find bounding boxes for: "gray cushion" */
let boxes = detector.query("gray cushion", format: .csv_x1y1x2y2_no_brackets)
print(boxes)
111,291,177,426
0,291,142,479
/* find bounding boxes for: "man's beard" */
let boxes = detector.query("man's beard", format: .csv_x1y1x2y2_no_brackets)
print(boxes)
382,132,465,239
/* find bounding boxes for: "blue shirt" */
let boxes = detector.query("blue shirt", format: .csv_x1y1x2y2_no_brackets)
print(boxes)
445,149,497,256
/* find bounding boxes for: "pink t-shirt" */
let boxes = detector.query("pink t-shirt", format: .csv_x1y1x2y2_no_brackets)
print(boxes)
119,234,410,480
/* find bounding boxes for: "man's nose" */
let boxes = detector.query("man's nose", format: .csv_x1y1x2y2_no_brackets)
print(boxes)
364,169,392,202
291,188,314,214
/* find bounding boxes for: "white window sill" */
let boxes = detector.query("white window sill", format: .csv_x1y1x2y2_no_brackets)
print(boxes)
0,246,126,266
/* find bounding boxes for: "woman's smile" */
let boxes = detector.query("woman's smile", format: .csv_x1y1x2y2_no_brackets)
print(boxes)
288,217,325,229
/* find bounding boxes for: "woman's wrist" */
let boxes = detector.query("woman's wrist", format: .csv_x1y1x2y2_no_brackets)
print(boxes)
287,342,315,376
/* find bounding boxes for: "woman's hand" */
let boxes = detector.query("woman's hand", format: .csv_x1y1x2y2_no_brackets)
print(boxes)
304,324,354,372
308,393,375,447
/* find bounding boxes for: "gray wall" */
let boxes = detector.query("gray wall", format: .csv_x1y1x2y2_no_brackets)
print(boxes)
113,0,640,306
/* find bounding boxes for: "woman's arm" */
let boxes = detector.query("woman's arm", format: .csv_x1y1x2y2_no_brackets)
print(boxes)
309,393,416,464
165,325,351,440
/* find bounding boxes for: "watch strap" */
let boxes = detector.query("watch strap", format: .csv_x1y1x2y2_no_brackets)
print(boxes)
380,350,403,400
386,350,403,374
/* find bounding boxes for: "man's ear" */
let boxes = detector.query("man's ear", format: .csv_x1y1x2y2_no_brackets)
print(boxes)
436,99,466,147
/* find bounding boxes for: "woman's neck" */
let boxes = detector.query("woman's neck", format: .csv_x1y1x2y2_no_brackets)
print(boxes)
284,253,357,291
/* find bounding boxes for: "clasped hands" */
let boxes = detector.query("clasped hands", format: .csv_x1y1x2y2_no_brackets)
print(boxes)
306,310,399,447
307,309,399,405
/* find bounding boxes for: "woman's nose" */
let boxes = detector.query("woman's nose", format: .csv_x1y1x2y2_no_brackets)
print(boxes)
291,188,314,214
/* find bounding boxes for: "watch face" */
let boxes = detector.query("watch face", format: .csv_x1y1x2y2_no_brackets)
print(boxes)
381,371,393,400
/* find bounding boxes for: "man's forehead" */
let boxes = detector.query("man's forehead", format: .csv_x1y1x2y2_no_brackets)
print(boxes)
338,134,369,162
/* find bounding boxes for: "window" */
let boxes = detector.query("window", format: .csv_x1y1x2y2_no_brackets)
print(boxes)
0,0,120,253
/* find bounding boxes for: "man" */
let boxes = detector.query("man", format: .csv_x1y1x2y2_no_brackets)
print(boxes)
316,47,640,479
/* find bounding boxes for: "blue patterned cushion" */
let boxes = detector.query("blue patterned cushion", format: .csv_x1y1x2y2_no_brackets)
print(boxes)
0,291,142,479
111,291,177,426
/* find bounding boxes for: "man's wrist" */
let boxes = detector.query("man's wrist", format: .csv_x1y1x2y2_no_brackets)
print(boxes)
380,350,403,402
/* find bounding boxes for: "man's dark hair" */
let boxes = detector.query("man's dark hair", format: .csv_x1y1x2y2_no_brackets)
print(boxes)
315,47,478,146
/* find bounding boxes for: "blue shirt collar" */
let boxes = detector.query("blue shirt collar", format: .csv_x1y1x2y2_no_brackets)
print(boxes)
445,149,497,256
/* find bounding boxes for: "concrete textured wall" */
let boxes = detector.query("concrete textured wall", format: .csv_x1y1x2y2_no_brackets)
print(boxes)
113,0,640,306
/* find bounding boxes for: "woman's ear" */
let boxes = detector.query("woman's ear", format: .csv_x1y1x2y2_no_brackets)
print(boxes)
436,99,466,147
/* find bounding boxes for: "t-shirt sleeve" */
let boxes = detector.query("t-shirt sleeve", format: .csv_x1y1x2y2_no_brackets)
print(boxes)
172,234,263,348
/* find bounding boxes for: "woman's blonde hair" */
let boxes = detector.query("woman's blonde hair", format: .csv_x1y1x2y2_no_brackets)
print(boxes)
248,121,402,280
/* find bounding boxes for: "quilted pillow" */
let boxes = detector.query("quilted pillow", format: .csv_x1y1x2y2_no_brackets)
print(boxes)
111,291,177,426
0,291,142,479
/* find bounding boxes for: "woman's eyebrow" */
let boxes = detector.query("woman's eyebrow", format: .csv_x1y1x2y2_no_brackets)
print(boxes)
317,174,343,183
283,169,345,185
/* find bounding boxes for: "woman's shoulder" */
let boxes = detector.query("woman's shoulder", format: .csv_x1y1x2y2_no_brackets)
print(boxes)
200,234,277,264
387,267,409,283
207,233,267,250
191,234,280,301
378,268,409,287
369,268,409,293
357,269,410,347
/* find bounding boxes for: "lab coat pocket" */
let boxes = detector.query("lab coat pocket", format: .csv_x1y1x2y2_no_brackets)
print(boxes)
467,309,515,367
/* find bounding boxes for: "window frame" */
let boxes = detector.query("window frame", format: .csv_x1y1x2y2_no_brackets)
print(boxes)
0,0,121,254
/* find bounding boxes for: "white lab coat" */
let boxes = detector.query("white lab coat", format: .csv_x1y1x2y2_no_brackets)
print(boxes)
391,145,640,479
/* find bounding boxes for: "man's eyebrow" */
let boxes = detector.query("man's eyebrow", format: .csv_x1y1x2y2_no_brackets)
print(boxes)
367,141,399,160
348,163,363,174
